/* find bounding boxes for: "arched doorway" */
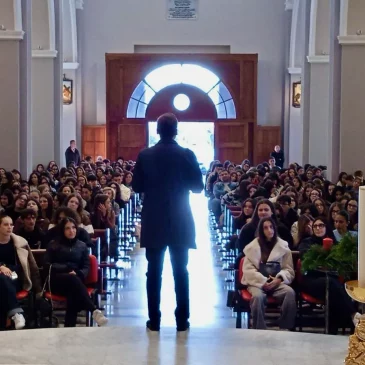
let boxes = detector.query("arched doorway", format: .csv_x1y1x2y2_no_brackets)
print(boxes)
106,53,258,163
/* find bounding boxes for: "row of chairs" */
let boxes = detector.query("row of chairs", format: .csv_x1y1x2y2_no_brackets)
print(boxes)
6,195,141,329
209,204,331,333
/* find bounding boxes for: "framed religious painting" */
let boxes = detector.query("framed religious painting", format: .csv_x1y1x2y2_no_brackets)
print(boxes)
63,75,73,105
292,81,301,108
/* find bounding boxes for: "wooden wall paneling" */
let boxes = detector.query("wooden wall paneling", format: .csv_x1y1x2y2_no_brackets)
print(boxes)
240,60,257,122
106,58,123,122
118,122,147,161
215,121,248,164
106,53,259,163
82,125,106,162
254,126,281,165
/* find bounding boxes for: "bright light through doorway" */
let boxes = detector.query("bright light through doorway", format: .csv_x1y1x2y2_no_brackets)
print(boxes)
148,122,214,170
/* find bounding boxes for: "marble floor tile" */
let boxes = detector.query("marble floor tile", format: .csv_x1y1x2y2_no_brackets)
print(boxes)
0,327,348,365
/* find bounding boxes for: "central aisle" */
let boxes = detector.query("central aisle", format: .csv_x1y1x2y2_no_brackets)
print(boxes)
105,193,234,328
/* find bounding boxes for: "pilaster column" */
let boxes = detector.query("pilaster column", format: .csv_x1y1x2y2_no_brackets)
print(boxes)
300,0,312,165
0,0,31,174
54,0,64,166
19,0,33,175
327,0,341,180
338,1,365,173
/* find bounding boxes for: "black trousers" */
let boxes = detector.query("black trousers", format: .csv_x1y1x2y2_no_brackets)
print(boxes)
0,275,23,328
50,273,96,327
301,275,356,334
145,245,189,326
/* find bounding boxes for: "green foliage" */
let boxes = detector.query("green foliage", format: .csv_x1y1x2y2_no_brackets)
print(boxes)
301,234,358,279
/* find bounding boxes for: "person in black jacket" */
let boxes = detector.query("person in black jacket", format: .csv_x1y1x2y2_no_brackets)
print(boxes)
132,113,204,332
44,207,92,250
65,140,81,167
298,217,360,334
45,218,107,327
236,199,293,252
270,145,285,169
277,195,298,230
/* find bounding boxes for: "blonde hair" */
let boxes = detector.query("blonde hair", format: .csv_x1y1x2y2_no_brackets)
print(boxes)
102,187,115,199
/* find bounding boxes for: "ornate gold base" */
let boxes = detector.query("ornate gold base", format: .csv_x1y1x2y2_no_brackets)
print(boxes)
345,281,365,304
345,319,365,364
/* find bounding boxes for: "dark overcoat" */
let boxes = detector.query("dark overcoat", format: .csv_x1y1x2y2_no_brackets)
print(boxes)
132,139,203,249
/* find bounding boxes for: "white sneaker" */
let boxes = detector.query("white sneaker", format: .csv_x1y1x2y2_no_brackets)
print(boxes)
353,312,362,327
92,309,108,327
11,313,25,330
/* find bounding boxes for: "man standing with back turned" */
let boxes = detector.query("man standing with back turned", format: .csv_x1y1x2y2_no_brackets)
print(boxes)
132,113,204,332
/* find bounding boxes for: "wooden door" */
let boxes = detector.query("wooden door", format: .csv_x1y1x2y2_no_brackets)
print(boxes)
215,121,250,164
118,122,147,161
82,125,106,161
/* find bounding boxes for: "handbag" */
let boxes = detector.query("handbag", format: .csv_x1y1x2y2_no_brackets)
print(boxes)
259,261,281,278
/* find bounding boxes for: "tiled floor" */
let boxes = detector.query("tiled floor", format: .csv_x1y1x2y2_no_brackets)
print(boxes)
104,192,236,329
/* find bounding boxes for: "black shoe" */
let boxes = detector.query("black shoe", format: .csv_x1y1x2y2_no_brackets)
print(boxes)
146,320,160,332
176,321,190,332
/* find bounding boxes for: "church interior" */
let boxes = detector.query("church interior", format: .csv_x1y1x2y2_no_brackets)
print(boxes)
0,0,365,364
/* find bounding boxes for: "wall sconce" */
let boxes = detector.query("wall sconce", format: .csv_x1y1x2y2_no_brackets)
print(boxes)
0,25,6,31
292,81,301,108
63,74,73,105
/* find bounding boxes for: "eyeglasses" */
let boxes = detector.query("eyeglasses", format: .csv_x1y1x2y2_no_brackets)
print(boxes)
315,203,324,207
348,204,358,209
332,209,340,214
313,223,325,229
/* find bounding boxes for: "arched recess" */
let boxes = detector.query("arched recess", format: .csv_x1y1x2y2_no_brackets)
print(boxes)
126,64,236,119
106,54,258,163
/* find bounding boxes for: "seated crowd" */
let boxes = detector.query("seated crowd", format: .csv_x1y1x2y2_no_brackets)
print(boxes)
206,156,362,334
0,156,135,330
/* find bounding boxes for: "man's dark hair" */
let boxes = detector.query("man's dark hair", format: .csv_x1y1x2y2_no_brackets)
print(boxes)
157,113,178,138
20,209,37,220
82,184,92,192
85,156,92,162
277,195,291,205
87,174,97,182
70,140,75,144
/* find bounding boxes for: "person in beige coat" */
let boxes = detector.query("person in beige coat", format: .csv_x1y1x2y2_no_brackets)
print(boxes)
242,217,296,330
0,214,41,329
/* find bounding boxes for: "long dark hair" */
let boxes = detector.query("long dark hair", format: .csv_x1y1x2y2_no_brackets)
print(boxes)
296,214,314,247
257,217,278,246
250,199,277,227
1,189,14,208
40,193,54,220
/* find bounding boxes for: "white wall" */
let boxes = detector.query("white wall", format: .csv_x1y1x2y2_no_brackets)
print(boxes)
308,63,329,166
32,0,50,50
63,70,77,154
79,0,289,126
288,74,302,165
32,58,55,166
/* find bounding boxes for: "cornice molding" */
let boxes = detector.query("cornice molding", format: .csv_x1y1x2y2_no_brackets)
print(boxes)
63,62,79,69
338,35,365,45
288,67,302,75
285,0,294,11
32,49,58,58
307,55,329,63
75,0,84,10
0,30,24,40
